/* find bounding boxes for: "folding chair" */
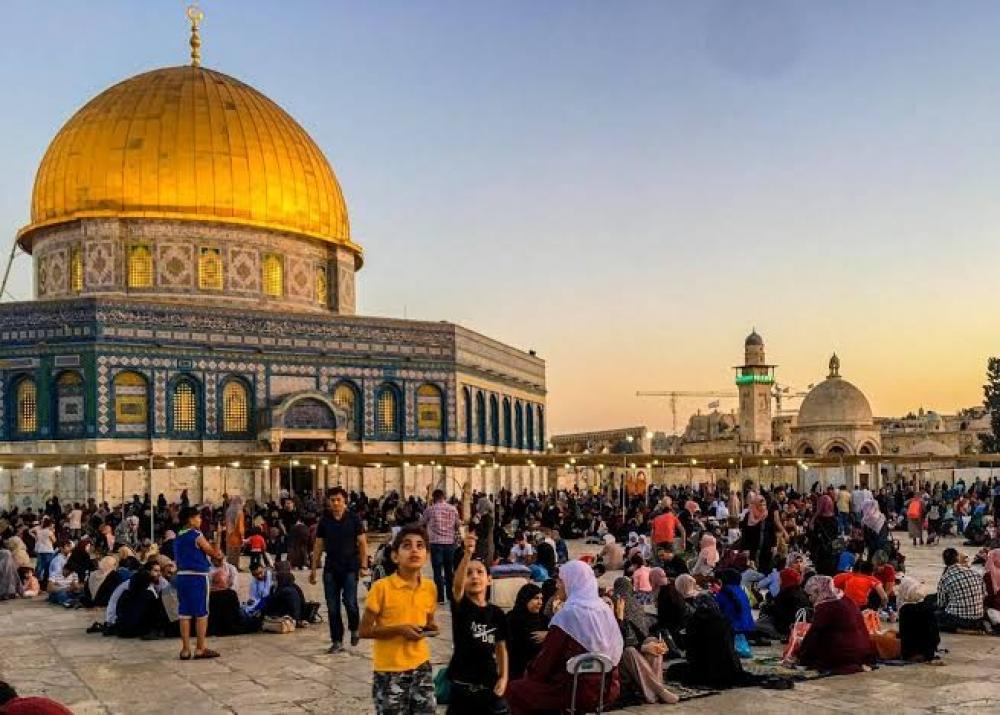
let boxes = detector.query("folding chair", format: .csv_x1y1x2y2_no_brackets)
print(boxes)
565,652,613,715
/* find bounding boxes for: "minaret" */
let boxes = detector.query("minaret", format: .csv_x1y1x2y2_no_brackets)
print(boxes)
735,329,776,454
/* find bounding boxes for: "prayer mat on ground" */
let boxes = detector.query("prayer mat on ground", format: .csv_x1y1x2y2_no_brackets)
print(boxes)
743,655,830,681
608,683,718,710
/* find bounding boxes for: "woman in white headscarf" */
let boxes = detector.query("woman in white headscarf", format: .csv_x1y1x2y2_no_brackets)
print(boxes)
506,559,623,714
860,498,889,559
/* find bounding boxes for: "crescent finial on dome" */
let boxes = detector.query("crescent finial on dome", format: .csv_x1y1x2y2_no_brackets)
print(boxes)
186,4,204,67
829,353,841,378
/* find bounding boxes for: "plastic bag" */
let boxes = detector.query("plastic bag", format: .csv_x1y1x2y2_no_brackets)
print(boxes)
782,608,810,664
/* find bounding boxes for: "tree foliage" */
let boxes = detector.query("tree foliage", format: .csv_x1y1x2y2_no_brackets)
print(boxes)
980,357,1000,453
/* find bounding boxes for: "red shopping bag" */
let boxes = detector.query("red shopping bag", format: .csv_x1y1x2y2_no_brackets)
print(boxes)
782,609,810,663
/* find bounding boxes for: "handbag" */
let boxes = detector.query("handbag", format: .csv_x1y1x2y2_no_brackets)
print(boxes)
433,667,452,705
262,615,296,634
871,631,901,660
782,608,811,664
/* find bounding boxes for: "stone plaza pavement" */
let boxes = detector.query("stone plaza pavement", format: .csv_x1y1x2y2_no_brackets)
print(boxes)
2,536,999,714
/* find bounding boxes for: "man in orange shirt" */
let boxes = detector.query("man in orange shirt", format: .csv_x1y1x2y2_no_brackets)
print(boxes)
650,499,686,552
833,560,888,610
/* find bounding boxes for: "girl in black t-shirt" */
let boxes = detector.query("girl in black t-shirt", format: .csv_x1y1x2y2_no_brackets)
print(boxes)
448,533,509,714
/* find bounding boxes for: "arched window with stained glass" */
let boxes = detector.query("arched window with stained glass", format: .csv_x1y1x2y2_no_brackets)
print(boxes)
170,377,200,436
13,376,37,436
221,379,251,435
375,384,400,437
113,371,149,435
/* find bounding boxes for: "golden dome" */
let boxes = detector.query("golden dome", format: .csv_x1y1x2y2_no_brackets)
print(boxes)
19,65,359,261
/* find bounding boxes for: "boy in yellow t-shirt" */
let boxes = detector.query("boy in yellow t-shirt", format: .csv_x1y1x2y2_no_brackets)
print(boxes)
360,525,439,714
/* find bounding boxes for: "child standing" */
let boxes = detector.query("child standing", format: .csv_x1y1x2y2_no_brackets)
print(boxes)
360,526,439,714
448,533,509,714
176,506,224,660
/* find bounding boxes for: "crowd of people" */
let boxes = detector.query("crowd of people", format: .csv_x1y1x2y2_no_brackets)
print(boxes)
2,474,1000,713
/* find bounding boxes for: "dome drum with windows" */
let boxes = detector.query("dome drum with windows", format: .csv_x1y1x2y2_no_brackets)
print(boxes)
20,65,361,314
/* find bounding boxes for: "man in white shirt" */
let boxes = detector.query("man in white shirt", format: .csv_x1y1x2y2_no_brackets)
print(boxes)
48,540,74,582
508,532,535,565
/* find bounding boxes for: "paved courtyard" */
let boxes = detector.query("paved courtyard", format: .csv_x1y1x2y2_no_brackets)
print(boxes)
2,536,999,714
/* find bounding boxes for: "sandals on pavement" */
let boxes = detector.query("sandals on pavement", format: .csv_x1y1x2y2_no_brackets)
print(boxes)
194,649,221,659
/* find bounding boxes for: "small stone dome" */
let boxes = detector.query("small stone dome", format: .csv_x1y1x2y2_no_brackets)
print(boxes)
797,362,873,428
745,330,764,347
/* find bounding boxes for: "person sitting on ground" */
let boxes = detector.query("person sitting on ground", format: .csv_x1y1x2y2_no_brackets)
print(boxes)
505,560,622,715
245,527,270,570
656,543,689,578
757,567,811,639
244,562,273,616
508,532,535,566
872,551,897,616
691,533,719,579
447,533,509,714
209,554,239,593
208,567,260,636
611,577,678,706
836,542,862,574
533,541,557,582
0,545,22,600
796,575,875,674
19,567,39,598
936,547,987,632
66,537,94,584
116,561,169,639
982,548,1000,627
897,577,940,661
629,555,653,604
598,534,625,571
86,556,118,607
263,567,305,627
664,575,758,689
47,563,81,607
715,568,756,642
506,583,549,680
47,540,74,585
654,575,693,648
833,560,888,611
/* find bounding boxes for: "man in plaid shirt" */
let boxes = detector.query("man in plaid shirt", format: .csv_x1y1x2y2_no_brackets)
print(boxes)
936,548,986,632
420,489,461,604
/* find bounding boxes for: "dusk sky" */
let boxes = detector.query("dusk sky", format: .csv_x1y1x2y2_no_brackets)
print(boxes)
0,1,996,433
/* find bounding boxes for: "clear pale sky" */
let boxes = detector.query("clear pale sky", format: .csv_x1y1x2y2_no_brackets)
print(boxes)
0,1,996,434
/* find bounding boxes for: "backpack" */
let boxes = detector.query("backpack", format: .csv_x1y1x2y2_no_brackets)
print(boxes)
907,500,923,520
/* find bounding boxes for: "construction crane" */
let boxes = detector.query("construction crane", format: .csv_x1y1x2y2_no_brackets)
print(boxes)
637,383,810,433
635,391,736,433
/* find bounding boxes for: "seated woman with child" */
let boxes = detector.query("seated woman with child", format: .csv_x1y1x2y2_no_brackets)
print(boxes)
795,575,875,674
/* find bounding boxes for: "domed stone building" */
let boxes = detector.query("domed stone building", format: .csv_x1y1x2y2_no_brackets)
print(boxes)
791,354,879,486
0,29,546,507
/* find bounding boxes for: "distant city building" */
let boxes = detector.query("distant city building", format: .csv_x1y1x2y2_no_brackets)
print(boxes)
551,330,991,490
